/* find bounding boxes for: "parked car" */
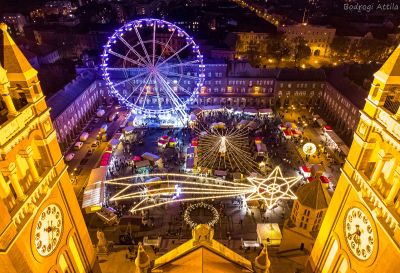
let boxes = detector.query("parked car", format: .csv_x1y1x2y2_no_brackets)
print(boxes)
96,109,106,117
80,132,89,142
100,124,108,133
65,153,75,162
74,141,84,150
91,141,99,148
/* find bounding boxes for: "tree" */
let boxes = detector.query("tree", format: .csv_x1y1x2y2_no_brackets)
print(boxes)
247,40,261,67
265,34,292,66
355,38,394,63
293,36,311,66
330,36,351,57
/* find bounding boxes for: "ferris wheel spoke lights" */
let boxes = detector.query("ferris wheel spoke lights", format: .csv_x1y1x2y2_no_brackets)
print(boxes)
108,50,146,67
101,18,204,122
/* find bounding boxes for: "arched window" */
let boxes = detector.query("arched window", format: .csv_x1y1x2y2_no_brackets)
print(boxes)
322,239,338,273
337,257,349,273
68,236,84,273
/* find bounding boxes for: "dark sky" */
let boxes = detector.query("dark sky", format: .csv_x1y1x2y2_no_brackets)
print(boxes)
0,0,50,14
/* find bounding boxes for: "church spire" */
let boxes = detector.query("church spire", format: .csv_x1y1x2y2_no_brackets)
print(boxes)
135,243,150,273
0,64,18,116
0,22,37,82
374,45,400,84
254,244,271,273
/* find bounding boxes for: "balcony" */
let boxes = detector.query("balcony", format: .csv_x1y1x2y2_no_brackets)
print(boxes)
352,171,400,247
0,165,66,251
383,95,400,115
0,103,36,147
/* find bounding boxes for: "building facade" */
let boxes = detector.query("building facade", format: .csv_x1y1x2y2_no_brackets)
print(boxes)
279,24,336,57
307,46,400,272
197,62,275,108
318,70,367,145
234,31,269,59
275,68,326,109
47,71,106,153
0,23,99,273
1,13,27,36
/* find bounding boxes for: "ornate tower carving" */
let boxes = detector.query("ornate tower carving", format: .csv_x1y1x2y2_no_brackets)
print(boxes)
307,46,400,272
0,23,99,273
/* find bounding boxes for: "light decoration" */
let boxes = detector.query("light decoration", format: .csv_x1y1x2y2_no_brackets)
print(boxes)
245,166,301,209
101,18,204,124
195,125,259,174
103,169,300,212
183,202,219,228
303,142,317,156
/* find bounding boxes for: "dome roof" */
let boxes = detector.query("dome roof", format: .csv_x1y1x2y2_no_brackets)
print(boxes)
295,179,331,210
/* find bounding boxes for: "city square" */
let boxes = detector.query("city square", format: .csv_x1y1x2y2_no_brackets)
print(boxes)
0,1,399,273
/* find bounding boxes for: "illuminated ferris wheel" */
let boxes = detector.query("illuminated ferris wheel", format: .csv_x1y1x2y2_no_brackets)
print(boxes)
101,18,205,121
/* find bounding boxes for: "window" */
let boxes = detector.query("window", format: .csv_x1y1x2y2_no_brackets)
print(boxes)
337,258,349,273
59,254,69,273
68,237,84,273
322,240,339,273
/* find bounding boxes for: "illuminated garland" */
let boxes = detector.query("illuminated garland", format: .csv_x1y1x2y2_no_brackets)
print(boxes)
103,167,300,212
183,202,219,228
195,124,259,174
246,166,301,209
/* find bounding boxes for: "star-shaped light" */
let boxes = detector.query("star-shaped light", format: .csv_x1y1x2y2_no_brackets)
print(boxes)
246,166,301,209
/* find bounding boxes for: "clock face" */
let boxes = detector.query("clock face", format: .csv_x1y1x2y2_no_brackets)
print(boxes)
33,204,63,256
344,207,375,260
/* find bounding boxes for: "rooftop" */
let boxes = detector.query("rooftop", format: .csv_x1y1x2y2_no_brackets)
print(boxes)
276,68,326,81
295,180,331,210
326,67,369,109
47,70,97,119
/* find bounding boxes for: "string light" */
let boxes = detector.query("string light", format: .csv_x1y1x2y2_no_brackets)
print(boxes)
183,202,219,228
246,166,301,209
103,170,300,212
195,122,259,174
303,142,317,155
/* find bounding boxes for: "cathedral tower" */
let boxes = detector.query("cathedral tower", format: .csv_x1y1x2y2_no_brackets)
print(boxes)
0,23,99,272
307,46,400,272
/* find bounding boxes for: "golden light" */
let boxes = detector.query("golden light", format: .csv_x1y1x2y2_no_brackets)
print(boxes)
303,142,317,155
103,168,301,212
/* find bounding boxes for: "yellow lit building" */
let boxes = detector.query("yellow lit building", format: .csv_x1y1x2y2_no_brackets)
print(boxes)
0,23,99,272
307,45,400,272
151,224,256,273
279,176,331,265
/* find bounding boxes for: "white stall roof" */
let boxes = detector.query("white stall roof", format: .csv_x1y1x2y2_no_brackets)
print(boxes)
325,130,344,145
257,223,282,246
82,167,107,210
142,152,160,162
259,108,273,114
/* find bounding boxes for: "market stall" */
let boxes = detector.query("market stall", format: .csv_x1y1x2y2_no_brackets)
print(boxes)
82,167,107,213
257,223,282,246
300,165,311,178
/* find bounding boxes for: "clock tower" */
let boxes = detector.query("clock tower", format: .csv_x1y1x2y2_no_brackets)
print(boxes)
0,23,99,272
307,46,400,272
